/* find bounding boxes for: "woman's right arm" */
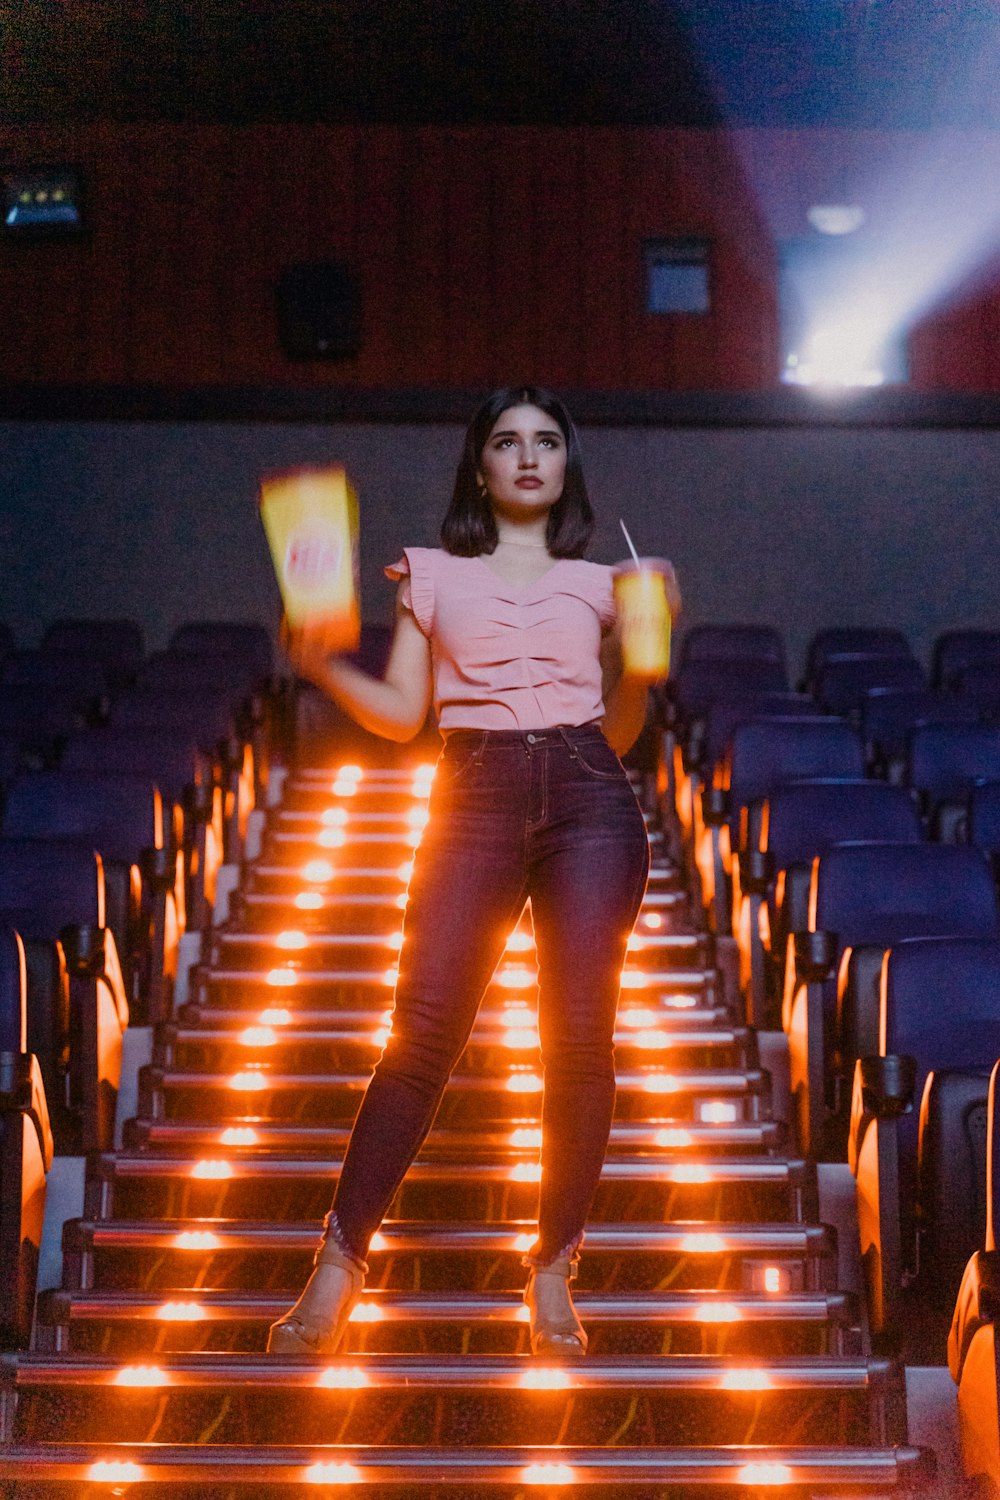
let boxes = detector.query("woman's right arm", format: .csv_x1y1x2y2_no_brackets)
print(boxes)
283,581,433,742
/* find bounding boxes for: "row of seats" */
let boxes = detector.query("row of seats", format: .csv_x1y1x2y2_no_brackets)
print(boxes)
666,622,1000,1494
0,617,279,1350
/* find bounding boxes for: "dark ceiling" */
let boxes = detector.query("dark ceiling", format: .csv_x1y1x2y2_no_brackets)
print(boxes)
3,1,999,129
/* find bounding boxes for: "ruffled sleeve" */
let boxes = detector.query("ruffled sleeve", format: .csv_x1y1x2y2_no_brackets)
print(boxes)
384,546,435,638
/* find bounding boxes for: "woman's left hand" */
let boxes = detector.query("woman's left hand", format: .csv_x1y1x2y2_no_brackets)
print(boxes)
612,558,681,618
281,617,334,686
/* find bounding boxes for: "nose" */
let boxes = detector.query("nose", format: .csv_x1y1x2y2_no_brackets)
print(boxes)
518,446,538,468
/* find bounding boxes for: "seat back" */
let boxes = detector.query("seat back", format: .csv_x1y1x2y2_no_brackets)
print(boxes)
679,624,785,670
861,688,980,760
908,724,1000,803
807,628,912,682
919,1069,991,1297
762,779,922,871
170,621,272,679
700,693,817,772
934,629,1000,690
109,688,234,751
1,651,110,705
954,666,1000,720
0,838,105,938
725,719,864,835
138,649,258,702
1,771,163,864
671,657,789,717
42,618,143,670
968,780,1000,854
812,843,999,950
817,655,925,715
62,727,202,805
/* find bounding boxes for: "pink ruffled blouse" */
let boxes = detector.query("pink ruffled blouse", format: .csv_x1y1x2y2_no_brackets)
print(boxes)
385,546,617,734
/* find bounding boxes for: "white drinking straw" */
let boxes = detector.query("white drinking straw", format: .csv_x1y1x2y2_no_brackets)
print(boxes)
619,518,642,569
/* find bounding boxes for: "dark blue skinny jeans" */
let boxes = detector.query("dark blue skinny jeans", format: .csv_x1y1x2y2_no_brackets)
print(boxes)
329,721,651,1267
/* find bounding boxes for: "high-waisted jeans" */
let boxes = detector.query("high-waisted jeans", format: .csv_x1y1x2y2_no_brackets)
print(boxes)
328,721,651,1267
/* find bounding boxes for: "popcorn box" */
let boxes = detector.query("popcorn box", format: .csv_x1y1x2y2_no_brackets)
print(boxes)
260,465,360,652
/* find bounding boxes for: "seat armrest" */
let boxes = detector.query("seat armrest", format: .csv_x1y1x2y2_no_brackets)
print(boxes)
0,1050,54,1170
849,1053,917,1175
949,1248,1000,1383
701,785,729,827
738,848,774,896
793,928,838,985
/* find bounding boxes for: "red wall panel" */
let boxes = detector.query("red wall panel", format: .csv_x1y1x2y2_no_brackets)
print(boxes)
0,123,997,393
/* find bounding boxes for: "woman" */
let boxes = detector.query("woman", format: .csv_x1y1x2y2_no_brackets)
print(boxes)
270,385,677,1360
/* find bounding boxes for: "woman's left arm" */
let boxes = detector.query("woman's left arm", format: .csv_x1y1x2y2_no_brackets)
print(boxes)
600,624,650,757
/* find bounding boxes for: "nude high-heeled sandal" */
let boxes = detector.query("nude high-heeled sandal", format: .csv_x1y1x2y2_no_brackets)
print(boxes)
266,1240,365,1356
523,1254,588,1358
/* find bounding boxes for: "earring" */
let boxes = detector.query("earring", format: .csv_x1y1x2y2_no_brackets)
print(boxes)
477,482,488,503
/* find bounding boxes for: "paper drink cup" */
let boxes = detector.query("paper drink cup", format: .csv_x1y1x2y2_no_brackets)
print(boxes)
260,465,361,653
613,561,673,679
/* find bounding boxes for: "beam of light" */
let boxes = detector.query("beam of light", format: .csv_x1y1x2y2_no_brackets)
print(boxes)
157,1301,206,1320
518,1367,572,1389
239,1026,277,1047
174,1230,222,1249
276,930,307,950
305,1462,363,1484
321,807,349,826
521,1463,576,1484
699,1101,738,1124
695,1301,742,1322
681,1232,726,1253
190,1159,233,1180
316,1367,370,1389
259,1008,292,1026
302,860,334,883
88,1461,147,1482
737,1462,793,1485
721,1367,773,1391
349,1301,384,1322
220,1126,258,1145
506,1069,543,1093
113,1365,170,1387
654,1127,693,1148
296,891,324,910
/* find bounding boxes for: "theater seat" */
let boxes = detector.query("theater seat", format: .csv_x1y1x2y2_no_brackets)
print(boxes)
848,938,1000,1340
806,628,912,689
816,656,926,718
0,838,128,1152
949,1058,1000,1493
0,770,177,1023
170,620,273,680
861,687,980,781
784,842,999,1153
907,723,1000,838
699,718,863,936
42,618,144,696
0,924,53,1348
934,628,1000,690
735,779,922,1026
678,624,785,670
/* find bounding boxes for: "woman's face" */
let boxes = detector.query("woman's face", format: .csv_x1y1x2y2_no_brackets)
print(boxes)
476,404,567,517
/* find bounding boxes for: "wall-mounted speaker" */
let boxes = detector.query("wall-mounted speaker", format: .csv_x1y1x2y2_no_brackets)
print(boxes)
275,261,362,360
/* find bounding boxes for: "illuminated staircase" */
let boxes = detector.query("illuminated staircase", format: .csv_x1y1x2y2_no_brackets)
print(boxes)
0,756,933,1493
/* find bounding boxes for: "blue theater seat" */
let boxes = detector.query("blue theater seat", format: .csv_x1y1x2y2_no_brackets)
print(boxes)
0,838,128,1152
806,628,912,687
670,657,789,721
170,620,273,680
816,655,926,718
698,718,864,938
949,1058,1000,1493
109,686,236,754
42,618,144,696
861,687,980,780
0,683,89,764
678,624,785,670
784,842,999,1154
953,665,1000,722
1,650,111,710
0,770,178,1023
0,924,53,1348
907,723,1000,837
934,628,1000,690
848,938,1000,1340
736,779,922,1026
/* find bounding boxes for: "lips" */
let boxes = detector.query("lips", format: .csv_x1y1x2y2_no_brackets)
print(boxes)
515,477,543,488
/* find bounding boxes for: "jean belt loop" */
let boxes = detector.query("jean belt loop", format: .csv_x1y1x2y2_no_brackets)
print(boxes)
472,730,487,767
557,725,580,761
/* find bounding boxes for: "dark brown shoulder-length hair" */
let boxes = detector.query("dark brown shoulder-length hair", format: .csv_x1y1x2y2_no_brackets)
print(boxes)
440,385,595,558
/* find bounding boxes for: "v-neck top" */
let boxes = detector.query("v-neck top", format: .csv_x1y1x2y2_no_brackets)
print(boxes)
385,546,617,734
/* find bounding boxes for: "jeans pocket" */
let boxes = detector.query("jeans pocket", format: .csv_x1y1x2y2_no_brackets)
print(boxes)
436,735,485,785
572,736,626,781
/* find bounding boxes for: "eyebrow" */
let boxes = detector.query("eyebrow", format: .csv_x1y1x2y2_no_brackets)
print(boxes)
489,428,564,441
